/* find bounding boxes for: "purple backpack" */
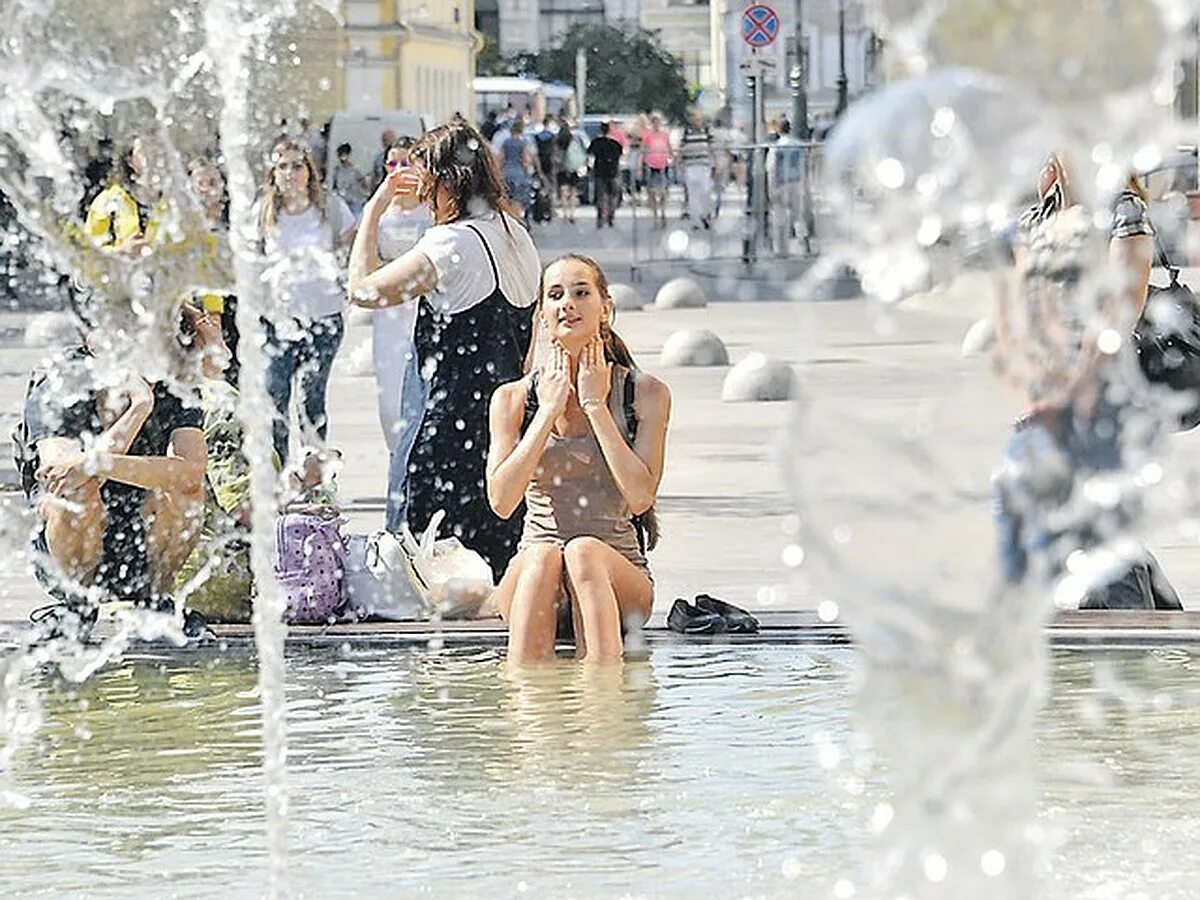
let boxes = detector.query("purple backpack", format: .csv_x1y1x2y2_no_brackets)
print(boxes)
274,512,347,624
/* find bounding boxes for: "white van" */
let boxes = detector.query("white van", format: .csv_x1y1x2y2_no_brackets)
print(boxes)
324,110,427,185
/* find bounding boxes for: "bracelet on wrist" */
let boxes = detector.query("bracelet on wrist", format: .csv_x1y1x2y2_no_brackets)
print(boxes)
581,398,606,414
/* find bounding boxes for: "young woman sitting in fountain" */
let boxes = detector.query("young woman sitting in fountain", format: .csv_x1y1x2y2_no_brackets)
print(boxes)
486,255,672,663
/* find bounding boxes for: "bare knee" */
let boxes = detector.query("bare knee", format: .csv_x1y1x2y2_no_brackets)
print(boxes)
520,543,565,593
563,537,609,585
39,484,106,578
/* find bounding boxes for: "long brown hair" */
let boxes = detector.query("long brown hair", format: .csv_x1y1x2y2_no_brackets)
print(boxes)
408,117,519,226
258,138,326,235
530,253,660,550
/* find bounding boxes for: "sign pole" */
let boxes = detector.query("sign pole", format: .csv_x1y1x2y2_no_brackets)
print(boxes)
738,4,779,267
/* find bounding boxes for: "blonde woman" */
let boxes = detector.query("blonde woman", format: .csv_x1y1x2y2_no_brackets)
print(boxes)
257,138,356,465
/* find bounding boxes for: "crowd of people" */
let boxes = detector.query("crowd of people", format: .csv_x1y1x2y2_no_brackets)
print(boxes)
16,115,674,662
475,106,815,249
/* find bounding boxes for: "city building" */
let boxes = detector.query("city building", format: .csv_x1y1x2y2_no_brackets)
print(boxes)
339,0,478,122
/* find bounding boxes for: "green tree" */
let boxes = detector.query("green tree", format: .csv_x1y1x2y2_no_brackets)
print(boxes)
530,22,690,120
475,33,505,77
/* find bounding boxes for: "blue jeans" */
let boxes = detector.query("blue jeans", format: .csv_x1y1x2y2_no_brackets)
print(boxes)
384,351,429,533
263,313,344,465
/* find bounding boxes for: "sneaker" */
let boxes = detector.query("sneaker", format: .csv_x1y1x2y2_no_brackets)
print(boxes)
666,598,727,635
694,594,759,633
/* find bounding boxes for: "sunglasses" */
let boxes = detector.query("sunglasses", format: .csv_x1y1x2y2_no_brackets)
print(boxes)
384,159,410,170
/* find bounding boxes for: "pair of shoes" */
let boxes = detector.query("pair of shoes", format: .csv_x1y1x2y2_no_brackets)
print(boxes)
666,595,760,635
667,598,725,634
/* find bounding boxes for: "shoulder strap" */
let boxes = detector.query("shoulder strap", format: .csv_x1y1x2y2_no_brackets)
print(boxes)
622,367,638,443
464,222,501,295
520,375,539,435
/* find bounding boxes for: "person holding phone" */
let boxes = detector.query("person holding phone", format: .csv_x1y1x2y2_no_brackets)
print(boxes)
348,118,539,577
373,136,434,530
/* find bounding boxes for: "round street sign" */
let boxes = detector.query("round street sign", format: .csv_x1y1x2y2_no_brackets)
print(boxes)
741,4,780,49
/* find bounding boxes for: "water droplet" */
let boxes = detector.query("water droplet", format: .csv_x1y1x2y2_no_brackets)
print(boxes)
876,157,905,189
981,849,1006,877
923,853,948,883
817,599,838,622
870,802,893,833
781,543,805,567
1096,329,1122,355
780,857,803,880
833,879,856,899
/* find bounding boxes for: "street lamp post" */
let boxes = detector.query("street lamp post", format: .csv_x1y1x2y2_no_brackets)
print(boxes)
791,0,810,139
836,0,849,117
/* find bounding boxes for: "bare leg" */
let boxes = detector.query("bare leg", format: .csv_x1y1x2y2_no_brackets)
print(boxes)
491,544,565,664
39,481,106,587
142,486,206,596
563,537,653,663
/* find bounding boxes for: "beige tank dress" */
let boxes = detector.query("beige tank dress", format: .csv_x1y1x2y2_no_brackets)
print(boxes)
520,366,652,580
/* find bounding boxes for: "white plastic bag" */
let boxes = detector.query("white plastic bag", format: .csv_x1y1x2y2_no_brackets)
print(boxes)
400,511,495,619
343,530,425,620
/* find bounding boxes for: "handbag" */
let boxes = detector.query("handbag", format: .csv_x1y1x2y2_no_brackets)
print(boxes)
343,530,426,621
1133,235,1200,430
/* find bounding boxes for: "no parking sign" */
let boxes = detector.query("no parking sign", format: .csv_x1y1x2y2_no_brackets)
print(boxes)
741,4,780,49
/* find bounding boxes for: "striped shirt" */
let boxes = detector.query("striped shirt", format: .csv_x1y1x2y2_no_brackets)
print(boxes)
678,124,712,167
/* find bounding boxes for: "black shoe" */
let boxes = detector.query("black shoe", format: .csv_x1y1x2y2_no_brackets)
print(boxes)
694,594,759,633
182,608,211,640
667,598,727,635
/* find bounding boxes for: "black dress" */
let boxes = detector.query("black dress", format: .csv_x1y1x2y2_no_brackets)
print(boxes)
408,224,534,581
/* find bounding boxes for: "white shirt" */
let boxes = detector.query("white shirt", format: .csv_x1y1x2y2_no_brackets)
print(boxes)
413,212,539,315
261,195,356,320
378,203,434,262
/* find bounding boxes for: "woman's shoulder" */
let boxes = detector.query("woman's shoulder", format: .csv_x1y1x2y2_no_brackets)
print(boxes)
492,374,534,410
629,368,671,411
1111,190,1154,239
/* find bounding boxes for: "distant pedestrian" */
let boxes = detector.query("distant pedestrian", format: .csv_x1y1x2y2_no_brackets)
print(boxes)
677,110,713,228
641,114,672,229
588,121,622,229
500,119,537,224
555,121,587,225
481,111,500,141
767,120,811,255
330,142,370,217
371,129,397,190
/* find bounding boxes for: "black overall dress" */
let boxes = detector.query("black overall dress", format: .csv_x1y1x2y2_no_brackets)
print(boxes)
408,222,534,581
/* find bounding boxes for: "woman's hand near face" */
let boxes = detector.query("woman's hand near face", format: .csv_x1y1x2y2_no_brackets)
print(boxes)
537,342,574,418
577,336,611,408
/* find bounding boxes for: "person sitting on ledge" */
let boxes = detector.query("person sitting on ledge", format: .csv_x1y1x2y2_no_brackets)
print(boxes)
17,304,223,636
486,254,672,663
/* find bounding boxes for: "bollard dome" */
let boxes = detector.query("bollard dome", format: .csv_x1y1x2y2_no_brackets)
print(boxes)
722,353,795,402
660,329,729,367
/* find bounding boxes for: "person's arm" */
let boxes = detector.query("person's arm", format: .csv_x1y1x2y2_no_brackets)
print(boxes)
35,379,155,496
577,339,671,515
100,426,207,496
347,171,437,308
487,346,574,518
1109,232,1153,322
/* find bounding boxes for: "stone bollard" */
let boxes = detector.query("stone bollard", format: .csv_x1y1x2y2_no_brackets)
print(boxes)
608,282,645,311
960,317,995,358
722,353,795,402
659,329,729,367
23,312,80,348
654,277,707,310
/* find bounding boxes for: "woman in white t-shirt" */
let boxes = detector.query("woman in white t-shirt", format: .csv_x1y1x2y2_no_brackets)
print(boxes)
374,137,434,530
349,118,539,581
258,138,356,465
